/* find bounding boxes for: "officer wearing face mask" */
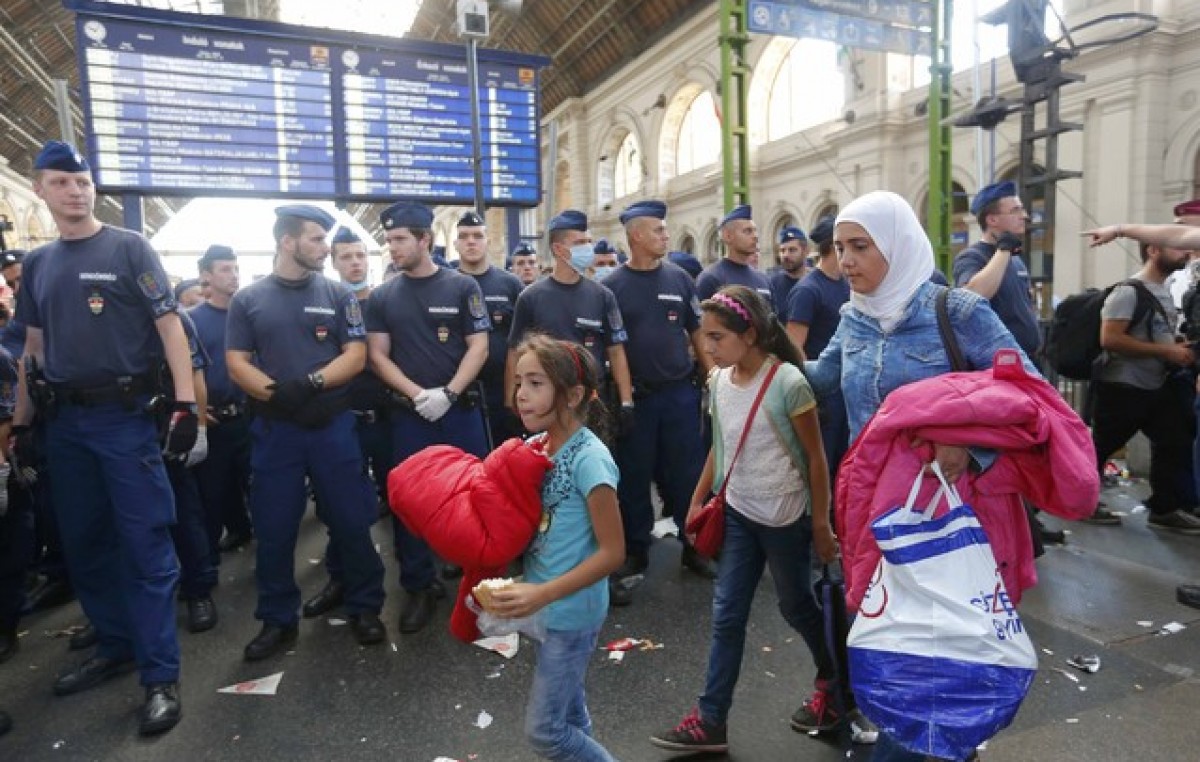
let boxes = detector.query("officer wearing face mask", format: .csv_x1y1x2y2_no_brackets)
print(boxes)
591,239,619,281
506,210,634,427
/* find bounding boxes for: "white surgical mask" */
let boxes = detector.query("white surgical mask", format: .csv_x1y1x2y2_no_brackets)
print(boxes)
592,265,615,281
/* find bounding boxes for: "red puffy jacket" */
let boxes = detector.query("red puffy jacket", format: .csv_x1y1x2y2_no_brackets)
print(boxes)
388,437,552,642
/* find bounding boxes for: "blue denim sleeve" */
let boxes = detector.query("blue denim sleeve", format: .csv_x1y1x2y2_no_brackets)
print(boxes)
803,320,845,399
957,293,1041,377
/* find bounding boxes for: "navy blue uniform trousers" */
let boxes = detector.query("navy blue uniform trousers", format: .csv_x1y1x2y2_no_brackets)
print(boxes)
0,473,35,630
248,412,384,626
46,400,180,685
321,410,393,583
193,415,253,557
166,459,217,600
616,380,705,558
390,404,488,592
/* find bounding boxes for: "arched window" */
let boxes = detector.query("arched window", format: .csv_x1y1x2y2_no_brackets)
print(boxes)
677,233,695,254
25,209,47,248
767,40,844,141
613,132,643,200
1192,147,1200,201
703,228,721,265
676,91,721,176
917,182,970,259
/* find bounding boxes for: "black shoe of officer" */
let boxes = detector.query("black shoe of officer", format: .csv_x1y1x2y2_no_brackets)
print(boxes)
68,622,98,651
243,623,299,662
1178,584,1200,610
139,682,182,736
53,656,136,696
349,613,386,645
302,580,345,619
25,578,74,613
186,597,218,634
681,542,719,580
614,551,649,581
218,531,253,553
609,576,634,607
0,627,17,664
0,710,10,737
398,581,445,635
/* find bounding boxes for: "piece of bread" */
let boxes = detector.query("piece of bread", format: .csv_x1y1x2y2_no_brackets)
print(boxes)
472,577,514,612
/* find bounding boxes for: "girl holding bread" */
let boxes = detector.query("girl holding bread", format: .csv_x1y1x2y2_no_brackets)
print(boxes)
486,334,624,762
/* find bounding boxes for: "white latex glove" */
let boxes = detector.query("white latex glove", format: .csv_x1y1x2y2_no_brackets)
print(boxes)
184,427,209,467
415,387,453,422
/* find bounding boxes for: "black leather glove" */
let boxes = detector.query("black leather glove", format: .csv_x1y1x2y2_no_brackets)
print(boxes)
996,231,1023,255
618,403,637,438
268,378,318,414
163,402,199,458
292,398,337,430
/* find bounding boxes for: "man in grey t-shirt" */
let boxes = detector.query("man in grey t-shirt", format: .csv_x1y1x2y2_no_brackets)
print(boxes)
1090,241,1200,533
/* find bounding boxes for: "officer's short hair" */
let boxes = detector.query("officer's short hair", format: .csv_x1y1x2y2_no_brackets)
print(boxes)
548,229,575,247
273,214,309,246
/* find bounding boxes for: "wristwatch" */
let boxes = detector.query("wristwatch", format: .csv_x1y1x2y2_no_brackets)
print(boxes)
443,387,460,404
308,371,326,391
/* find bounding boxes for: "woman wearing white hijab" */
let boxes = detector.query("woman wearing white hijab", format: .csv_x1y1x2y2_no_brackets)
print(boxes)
804,191,1033,761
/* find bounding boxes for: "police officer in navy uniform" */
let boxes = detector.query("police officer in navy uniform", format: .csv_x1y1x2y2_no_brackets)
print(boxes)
454,211,524,447
509,242,539,287
768,226,809,315
366,201,490,634
189,245,253,556
0,343,30,664
226,205,386,660
13,141,197,735
696,204,773,305
605,201,715,605
302,226,394,619
591,238,619,280
505,210,634,421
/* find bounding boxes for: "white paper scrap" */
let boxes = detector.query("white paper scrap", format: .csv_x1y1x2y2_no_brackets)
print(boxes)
327,617,347,627
473,632,520,659
1160,621,1186,635
475,710,493,729
218,672,284,695
608,650,625,663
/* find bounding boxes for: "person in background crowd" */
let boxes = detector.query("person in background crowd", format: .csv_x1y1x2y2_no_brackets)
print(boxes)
190,245,254,556
15,140,198,735
605,200,714,607
591,239,619,281
173,278,204,308
768,226,808,316
697,205,772,305
226,205,387,660
367,201,490,634
510,242,540,287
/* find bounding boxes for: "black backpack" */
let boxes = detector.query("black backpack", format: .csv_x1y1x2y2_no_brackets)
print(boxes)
1044,279,1163,380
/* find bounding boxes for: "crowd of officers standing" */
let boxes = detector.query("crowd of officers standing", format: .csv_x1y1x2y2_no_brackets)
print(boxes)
0,139,857,739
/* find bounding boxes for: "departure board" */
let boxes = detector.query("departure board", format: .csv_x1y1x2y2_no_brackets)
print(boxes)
70,2,547,206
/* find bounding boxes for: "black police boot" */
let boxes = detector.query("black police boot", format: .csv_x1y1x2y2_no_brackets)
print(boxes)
68,622,98,651
0,710,10,737
25,577,74,613
243,623,299,662
186,597,218,634
1178,584,1200,610
301,580,345,618
52,656,137,696
680,542,718,580
139,682,182,736
609,576,635,607
217,531,253,553
398,580,445,634
0,626,18,663
349,613,386,645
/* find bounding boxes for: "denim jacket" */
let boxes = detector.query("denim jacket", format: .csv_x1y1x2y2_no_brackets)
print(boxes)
805,280,1038,443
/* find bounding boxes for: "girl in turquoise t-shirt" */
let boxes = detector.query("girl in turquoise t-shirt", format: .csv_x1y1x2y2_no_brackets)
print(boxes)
489,333,624,762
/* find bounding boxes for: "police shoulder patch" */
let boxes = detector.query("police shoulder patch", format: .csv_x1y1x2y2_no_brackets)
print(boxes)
138,271,166,300
346,298,364,327
468,292,485,320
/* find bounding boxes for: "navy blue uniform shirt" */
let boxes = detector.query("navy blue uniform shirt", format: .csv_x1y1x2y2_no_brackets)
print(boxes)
226,273,365,400
508,276,627,371
466,267,524,384
695,258,773,306
187,301,242,405
16,225,176,385
604,262,700,384
768,269,802,317
786,268,850,359
953,242,1041,357
365,268,490,389
345,294,391,411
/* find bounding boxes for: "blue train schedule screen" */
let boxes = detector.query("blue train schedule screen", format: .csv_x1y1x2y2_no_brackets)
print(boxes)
72,5,546,206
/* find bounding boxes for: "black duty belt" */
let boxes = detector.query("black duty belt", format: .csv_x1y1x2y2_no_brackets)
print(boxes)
633,377,693,398
50,373,158,407
352,408,389,424
211,402,246,421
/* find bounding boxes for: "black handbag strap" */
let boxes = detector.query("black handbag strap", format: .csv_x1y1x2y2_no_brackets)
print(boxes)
936,287,970,372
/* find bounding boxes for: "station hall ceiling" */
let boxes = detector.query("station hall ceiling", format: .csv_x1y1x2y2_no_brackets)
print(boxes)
0,0,707,234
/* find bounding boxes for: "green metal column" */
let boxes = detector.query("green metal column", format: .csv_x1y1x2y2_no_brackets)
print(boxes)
927,0,953,275
719,0,750,210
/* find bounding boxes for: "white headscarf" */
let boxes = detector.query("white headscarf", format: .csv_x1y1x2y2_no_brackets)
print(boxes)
837,190,935,332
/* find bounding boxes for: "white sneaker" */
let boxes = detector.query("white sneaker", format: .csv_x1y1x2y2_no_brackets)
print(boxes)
847,708,879,745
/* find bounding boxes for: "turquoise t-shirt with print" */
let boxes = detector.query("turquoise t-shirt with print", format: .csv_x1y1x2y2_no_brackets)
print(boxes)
525,426,618,631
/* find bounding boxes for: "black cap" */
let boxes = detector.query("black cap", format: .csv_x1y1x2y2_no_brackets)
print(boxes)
34,140,90,172
458,211,485,227
275,204,336,231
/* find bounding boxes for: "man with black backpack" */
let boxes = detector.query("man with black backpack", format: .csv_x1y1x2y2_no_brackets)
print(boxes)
1086,239,1200,531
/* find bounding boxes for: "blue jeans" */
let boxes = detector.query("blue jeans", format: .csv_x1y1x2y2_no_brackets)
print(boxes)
698,507,833,726
525,626,615,762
